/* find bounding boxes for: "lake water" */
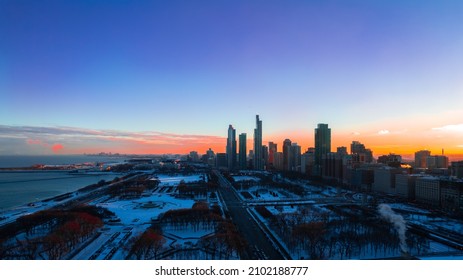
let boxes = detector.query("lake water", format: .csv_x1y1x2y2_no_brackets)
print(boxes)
0,155,128,210
0,155,127,168
0,171,120,210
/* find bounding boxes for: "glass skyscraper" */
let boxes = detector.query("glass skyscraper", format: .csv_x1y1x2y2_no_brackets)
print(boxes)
253,115,263,170
239,133,247,170
226,125,236,170
315,123,331,174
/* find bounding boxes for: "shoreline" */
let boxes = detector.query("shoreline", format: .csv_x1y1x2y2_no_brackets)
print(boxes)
0,171,123,213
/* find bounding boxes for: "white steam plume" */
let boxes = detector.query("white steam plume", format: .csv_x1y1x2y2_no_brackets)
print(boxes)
378,204,408,253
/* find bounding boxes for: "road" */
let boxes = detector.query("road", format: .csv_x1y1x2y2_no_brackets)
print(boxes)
214,170,289,260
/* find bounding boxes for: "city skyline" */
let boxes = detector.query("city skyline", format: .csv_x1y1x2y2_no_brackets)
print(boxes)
1,1,463,158
1,120,462,161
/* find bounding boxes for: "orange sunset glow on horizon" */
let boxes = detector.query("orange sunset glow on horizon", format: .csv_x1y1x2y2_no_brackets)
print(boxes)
14,121,458,162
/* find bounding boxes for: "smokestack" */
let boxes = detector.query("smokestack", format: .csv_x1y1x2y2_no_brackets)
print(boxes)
442,148,444,155
378,204,408,254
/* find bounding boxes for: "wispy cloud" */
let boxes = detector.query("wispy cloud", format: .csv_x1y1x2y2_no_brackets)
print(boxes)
374,129,409,136
26,139,48,146
0,125,225,154
432,124,463,133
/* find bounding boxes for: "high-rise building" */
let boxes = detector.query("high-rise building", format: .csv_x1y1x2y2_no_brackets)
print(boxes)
322,146,350,182
415,150,431,168
253,115,264,170
315,123,331,175
273,152,284,170
283,139,292,171
351,141,373,163
290,143,302,171
239,133,247,170
301,149,315,175
322,152,342,181
248,150,254,160
262,145,269,169
216,153,227,169
226,125,237,170
268,142,277,168
351,141,365,154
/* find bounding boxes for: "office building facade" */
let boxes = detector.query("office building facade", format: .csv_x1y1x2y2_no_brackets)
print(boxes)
253,115,264,170
226,125,237,170
239,133,247,170
315,123,331,175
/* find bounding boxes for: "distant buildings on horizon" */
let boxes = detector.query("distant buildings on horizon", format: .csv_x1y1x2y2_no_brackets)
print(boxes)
185,115,463,213
202,115,460,176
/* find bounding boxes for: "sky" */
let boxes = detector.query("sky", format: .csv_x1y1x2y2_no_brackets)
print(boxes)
1,0,463,157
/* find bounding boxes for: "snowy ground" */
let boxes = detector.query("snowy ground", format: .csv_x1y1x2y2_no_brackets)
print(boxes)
389,203,431,214
156,174,206,186
266,205,299,215
97,195,194,225
2,172,225,260
386,203,463,234
232,175,261,182
82,187,199,259
75,173,220,259
69,197,198,259
238,186,289,201
4,171,463,260
247,183,463,260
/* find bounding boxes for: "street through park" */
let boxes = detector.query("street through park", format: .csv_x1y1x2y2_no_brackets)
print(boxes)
214,170,290,260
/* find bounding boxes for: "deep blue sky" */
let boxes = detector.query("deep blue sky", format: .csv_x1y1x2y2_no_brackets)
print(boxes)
1,0,463,154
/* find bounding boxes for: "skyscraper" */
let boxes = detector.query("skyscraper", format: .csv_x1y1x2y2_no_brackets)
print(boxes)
274,152,284,170
239,133,247,170
301,148,315,175
268,142,277,169
262,145,269,169
253,115,263,170
315,123,331,175
226,125,236,170
283,139,292,171
290,143,301,171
